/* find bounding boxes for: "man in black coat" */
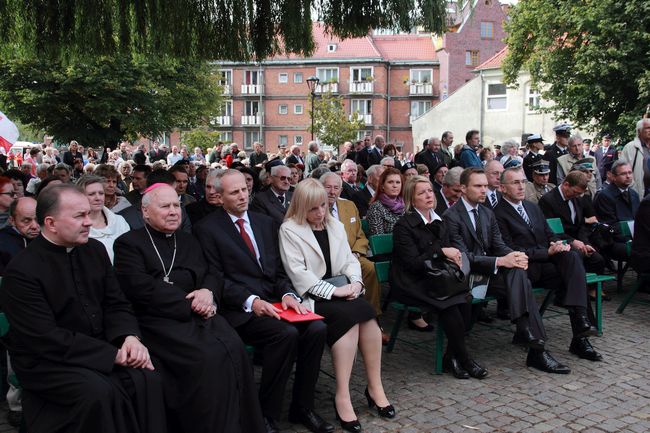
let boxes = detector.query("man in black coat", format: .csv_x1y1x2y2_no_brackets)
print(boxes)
443,168,571,374
249,142,269,167
434,167,463,217
250,164,294,227
0,197,39,275
631,194,650,273
593,161,640,225
339,159,359,200
351,164,383,218
62,140,83,167
539,171,607,274
0,185,165,433
414,136,444,182
195,170,332,433
590,133,618,182
495,167,602,362
543,123,571,185
185,169,222,225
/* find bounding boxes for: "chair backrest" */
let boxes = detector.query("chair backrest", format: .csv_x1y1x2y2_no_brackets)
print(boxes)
374,261,390,284
546,218,564,235
368,234,393,256
361,219,370,237
619,220,634,238
0,313,9,338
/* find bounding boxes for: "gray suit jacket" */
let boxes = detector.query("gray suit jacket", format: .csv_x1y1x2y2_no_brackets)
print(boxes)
442,200,513,275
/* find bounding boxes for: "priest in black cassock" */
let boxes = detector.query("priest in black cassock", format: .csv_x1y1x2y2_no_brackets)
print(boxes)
114,183,265,433
0,184,165,433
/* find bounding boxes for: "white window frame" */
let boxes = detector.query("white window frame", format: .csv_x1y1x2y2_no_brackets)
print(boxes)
278,104,288,115
351,99,372,116
356,131,372,141
486,82,508,111
327,44,337,52
245,100,260,116
294,72,303,83
217,69,233,86
244,131,261,150
279,135,288,147
350,66,374,82
294,135,303,146
409,69,433,83
316,67,339,83
222,100,233,116
294,104,304,115
218,131,233,142
410,100,432,118
243,70,262,85
278,72,288,84
527,84,542,113
465,50,480,67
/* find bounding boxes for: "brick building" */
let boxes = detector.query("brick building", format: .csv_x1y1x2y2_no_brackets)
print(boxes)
211,23,440,154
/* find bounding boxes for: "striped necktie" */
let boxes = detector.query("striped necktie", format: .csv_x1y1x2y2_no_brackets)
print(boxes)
517,205,532,227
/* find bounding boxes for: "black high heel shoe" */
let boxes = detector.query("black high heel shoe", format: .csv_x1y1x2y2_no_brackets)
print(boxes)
333,399,361,432
364,387,396,418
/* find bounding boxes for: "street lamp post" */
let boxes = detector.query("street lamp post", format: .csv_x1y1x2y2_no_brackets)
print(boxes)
306,75,320,141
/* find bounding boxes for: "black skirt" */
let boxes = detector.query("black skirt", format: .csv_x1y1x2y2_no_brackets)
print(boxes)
314,297,376,347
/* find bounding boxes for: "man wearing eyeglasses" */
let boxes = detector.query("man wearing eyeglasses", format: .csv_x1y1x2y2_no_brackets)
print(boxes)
0,177,17,229
250,164,293,227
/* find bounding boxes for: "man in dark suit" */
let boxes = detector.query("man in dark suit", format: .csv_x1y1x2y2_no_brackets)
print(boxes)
339,159,359,200
434,166,463,216
195,170,331,433
355,135,382,170
250,164,293,227
414,136,444,182
285,145,305,166
590,133,617,182
594,161,640,224
484,160,503,209
496,167,602,362
352,164,383,217
631,194,650,273
249,141,269,167
538,171,607,275
443,167,571,374
543,123,571,185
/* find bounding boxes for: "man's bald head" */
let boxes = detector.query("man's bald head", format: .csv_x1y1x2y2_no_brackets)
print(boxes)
10,197,40,239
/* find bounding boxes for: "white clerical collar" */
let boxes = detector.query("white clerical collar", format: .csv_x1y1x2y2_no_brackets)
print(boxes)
415,208,442,224
42,232,75,252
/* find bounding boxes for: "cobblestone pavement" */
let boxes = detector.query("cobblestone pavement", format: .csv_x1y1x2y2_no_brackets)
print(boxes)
1,274,649,433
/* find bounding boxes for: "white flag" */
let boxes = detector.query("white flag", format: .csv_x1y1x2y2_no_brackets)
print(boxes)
0,111,19,152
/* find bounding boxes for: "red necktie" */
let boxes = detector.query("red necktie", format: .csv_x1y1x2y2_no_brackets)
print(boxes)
236,219,256,256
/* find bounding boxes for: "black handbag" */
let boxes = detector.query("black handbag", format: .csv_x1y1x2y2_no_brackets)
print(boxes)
422,254,469,299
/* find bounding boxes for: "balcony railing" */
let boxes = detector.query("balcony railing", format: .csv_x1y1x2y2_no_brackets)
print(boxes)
212,115,232,126
409,83,434,95
241,115,263,125
315,82,338,94
241,84,263,94
349,81,374,93
220,84,232,95
349,113,372,125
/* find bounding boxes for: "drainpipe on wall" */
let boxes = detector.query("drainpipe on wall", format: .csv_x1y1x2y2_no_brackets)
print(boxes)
479,70,485,144
386,62,391,144
259,64,264,146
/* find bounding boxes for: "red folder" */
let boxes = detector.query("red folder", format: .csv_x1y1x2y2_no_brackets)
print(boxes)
272,303,324,322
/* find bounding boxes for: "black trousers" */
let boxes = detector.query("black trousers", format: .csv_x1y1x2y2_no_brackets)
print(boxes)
530,250,588,309
488,267,547,341
236,316,327,420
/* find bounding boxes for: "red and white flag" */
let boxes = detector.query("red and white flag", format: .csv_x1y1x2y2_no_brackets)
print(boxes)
0,111,19,153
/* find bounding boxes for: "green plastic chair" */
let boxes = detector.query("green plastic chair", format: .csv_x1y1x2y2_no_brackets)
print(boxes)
615,220,634,291
546,218,564,235
361,219,370,237
368,234,393,256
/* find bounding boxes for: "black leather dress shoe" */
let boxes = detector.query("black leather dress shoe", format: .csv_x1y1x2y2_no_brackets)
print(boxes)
512,328,545,351
571,313,598,338
461,359,488,379
264,416,279,433
443,355,469,379
570,337,603,361
526,349,571,374
289,406,335,433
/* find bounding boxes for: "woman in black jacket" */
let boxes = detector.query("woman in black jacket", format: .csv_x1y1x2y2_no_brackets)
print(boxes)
390,175,487,379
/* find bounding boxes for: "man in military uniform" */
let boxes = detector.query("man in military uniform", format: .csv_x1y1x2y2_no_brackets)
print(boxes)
543,123,572,185
525,161,556,204
523,134,545,181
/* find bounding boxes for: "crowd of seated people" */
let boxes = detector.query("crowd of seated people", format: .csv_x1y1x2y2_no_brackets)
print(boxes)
0,119,649,433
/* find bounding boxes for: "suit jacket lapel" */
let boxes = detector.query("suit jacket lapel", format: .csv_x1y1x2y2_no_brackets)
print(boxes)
249,213,266,270
457,205,481,246
220,210,262,268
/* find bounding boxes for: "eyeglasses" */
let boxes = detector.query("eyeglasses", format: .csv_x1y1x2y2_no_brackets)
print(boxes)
274,175,290,181
0,192,17,197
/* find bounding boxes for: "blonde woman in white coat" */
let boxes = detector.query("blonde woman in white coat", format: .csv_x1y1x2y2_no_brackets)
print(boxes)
279,178,394,433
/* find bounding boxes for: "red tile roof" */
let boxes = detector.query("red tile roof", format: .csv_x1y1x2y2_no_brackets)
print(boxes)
475,46,508,70
372,35,437,61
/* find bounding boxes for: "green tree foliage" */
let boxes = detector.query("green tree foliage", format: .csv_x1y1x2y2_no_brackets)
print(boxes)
503,0,650,139
0,56,222,148
310,92,365,151
0,0,448,62
181,128,224,153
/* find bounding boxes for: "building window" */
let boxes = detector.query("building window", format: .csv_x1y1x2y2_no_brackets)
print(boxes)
244,70,262,85
294,104,304,115
218,131,233,142
244,100,260,116
279,135,288,147
356,131,372,141
244,131,261,150
351,99,372,116
278,73,288,83
316,67,339,83
278,104,288,115
480,22,494,40
487,83,507,110
217,69,232,86
465,50,480,67
222,100,233,116
327,44,337,52
410,100,432,118
409,69,433,83
294,135,303,145
351,67,373,82
294,72,303,83
527,85,541,112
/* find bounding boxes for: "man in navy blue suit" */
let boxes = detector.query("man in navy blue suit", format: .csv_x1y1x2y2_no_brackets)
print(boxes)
594,161,640,225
